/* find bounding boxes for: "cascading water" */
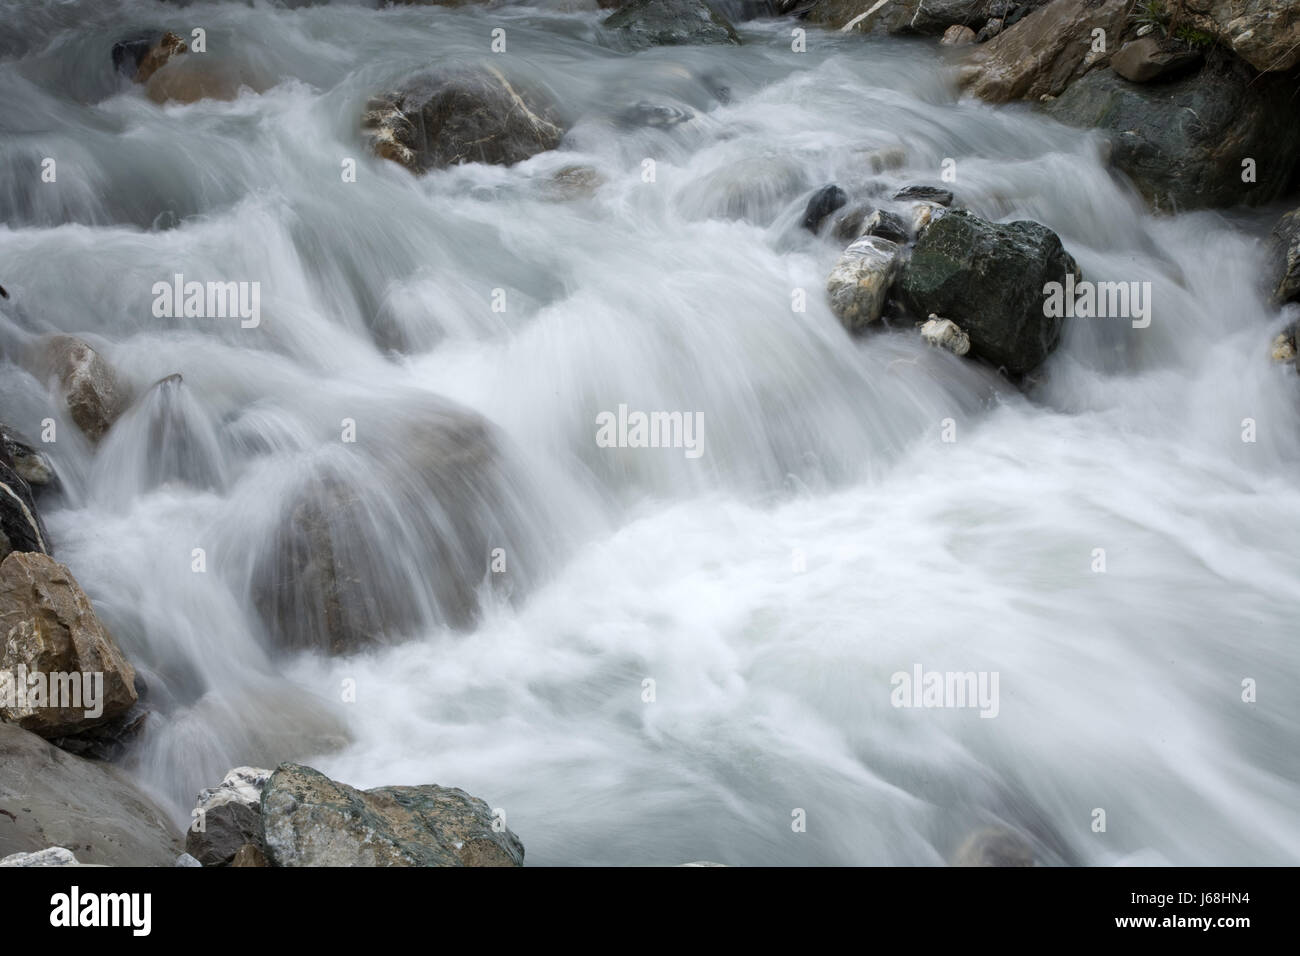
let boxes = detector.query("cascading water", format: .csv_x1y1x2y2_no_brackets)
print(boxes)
1,0,1298,866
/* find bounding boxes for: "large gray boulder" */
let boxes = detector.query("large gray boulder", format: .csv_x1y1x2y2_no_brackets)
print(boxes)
0,723,182,866
260,763,524,867
1044,59,1300,210
185,767,271,867
898,209,1079,375
364,67,564,173
603,0,741,48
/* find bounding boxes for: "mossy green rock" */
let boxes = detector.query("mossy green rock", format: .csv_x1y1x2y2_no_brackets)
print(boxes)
261,763,523,867
899,210,1078,375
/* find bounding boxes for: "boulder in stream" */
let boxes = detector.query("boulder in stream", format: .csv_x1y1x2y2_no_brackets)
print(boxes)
603,0,741,49
826,235,902,331
898,208,1079,375
260,762,524,866
364,67,565,172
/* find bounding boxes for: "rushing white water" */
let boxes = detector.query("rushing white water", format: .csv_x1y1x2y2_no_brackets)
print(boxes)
2,0,1299,866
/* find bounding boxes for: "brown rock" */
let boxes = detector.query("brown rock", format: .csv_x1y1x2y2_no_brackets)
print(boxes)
32,335,127,444
1110,36,1203,83
0,552,137,737
230,843,269,867
1182,0,1300,72
941,24,978,46
959,0,1129,102
134,31,187,84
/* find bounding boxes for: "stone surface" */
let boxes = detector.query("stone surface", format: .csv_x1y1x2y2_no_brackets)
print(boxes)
32,335,127,444
952,826,1035,866
898,209,1079,374
365,67,564,173
826,235,902,330
603,0,741,48
0,552,138,737
1182,0,1300,72
1045,59,1300,210
260,763,524,867
1110,36,1203,83
802,184,848,233
1265,208,1300,305
960,0,1129,102
0,846,80,866
942,24,978,45
0,722,182,866
920,316,972,355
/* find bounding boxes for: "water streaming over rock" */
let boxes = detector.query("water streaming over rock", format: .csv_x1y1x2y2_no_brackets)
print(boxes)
1,0,1298,865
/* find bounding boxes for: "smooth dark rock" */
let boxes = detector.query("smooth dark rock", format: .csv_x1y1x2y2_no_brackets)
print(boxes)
1265,208,1300,306
802,184,848,233
1110,37,1203,83
186,801,261,868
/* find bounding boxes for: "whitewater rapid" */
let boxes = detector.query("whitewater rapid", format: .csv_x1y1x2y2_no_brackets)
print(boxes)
1,0,1298,865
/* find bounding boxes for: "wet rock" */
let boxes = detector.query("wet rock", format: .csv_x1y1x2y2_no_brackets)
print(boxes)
47,702,148,762
603,0,741,49
120,31,187,84
952,826,1035,866
0,552,138,737
175,852,202,867
250,400,541,656
31,335,127,444
0,425,56,495
894,184,953,205
1110,36,1203,83
145,57,265,105
616,102,696,128
802,184,848,233
197,766,272,813
0,453,49,563
187,801,260,868
547,164,604,200
833,206,910,244
959,0,1129,102
0,723,182,866
0,846,81,866
1181,0,1300,72
260,763,524,867
898,209,1079,374
1044,58,1300,210
1265,208,1300,306
1270,328,1296,362
826,235,902,331
364,67,565,173
920,315,972,355
942,24,978,45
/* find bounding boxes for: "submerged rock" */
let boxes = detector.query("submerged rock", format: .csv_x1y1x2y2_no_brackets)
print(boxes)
603,0,741,49
364,67,565,173
249,400,543,656
1,425,57,495
894,184,953,206
114,30,187,84
0,552,138,737
898,209,1079,374
260,763,524,867
0,723,182,866
952,826,1035,866
826,235,902,331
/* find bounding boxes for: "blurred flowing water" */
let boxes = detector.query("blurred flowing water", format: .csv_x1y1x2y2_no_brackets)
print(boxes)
1,0,1298,866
